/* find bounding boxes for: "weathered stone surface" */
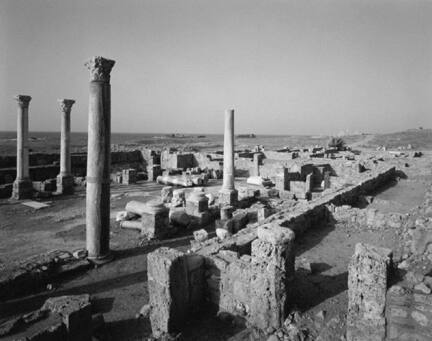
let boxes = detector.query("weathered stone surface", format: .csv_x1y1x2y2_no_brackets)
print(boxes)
257,223,295,245
186,191,209,216
347,243,392,341
216,227,231,241
147,247,205,338
169,208,190,228
193,229,208,242
121,168,137,185
85,56,115,262
219,188,238,207
161,186,173,203
148,248,189,338
41,294,92,341
171,189,186,207
220,205,234,220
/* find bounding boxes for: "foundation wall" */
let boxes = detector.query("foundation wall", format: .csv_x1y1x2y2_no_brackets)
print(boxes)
0,150,145,185
385,287,432,340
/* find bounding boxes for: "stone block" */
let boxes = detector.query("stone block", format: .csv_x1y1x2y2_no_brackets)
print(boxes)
249,262,287,331
275,168,289,191
147,247,205,338
148,248,189,338
186,191,209,216
41,294,92,341
347,243,392,341
219,188,238,206
232,211,249,233
161,186,173,203
141,210,169,239
323,171,331,189
56,175,74,194
193,229,209,242
256,223,296,245
253,225,295,279
258,207,273,222
12,178,33,199
169,208,190,228
121,168,137,185
147,164,162,181
171,188,186,207
220,205,234,220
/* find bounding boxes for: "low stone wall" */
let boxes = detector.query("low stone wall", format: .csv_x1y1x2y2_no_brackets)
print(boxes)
0,150,145,185
0,294,92,340
0,165,60,185
0,250,90,301
385,285,432,340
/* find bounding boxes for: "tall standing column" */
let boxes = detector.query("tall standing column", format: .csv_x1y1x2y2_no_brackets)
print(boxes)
84,56,115,263
11,95,33,199
219,109,238,206
56,99,75,194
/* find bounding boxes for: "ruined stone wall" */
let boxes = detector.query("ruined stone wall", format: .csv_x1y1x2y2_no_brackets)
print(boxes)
347,243,392,341
346,242,432,341
160,152,195,170
148,224,295,336
147,247,205,338
385,285,432,340
0,150,145,185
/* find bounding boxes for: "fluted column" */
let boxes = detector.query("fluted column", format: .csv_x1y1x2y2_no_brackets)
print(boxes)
11,95,33,199
85,56,115,263
219,109,238,206
56,99,75,194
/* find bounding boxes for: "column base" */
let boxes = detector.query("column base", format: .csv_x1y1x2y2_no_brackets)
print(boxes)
11,178,33,200
218,188,238,207
56,174,74,194
87,251,114,265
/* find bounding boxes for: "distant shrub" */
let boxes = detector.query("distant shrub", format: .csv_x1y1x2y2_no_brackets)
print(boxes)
328,136,346,151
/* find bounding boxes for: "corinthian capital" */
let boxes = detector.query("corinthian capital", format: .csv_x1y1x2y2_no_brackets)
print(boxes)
58,99,75,113
84,56,115,82
14,95,32,108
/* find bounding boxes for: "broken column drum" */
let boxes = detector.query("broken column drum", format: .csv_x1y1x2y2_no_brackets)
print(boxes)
11,95,33,199
219,109,238,206
85,56,115,262
56,99,75,194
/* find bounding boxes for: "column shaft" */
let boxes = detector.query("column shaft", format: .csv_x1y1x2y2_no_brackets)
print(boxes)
85,56,115,262
12,95,32,200
60,110,71,175
17,103,29,179
222,109,235,190
219,109,238,206
56,99,75,194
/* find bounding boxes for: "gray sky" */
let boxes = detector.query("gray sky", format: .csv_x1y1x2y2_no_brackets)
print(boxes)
1,0,431,135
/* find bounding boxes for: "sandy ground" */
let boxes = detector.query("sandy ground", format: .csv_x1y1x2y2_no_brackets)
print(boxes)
1,150,432,340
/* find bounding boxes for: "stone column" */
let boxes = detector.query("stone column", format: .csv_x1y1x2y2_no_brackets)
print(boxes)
84,56,115,263
56,99,75,194
253,153,261,176
11,95,33,199
219,109,238,206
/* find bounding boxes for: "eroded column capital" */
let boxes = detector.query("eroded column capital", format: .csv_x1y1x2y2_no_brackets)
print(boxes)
14,95,32,108
84,56,115,82
57,99,75,113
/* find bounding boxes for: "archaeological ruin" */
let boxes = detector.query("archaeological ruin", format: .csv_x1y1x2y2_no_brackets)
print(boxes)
1,56,432,341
